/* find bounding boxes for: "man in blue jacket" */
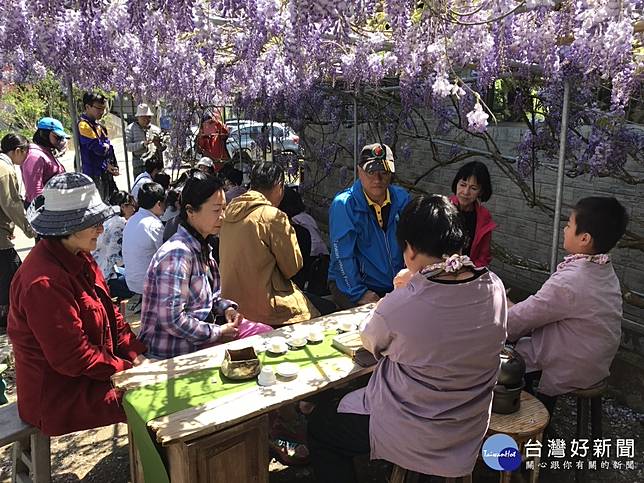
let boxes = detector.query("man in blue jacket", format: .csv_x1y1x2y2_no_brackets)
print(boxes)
328,143,410,309
78,92,119,201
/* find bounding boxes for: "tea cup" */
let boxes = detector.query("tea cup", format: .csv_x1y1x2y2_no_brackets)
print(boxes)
339,320,356,332
258,366,277,386
269,336,288,354
308,326,325,342
288,333,307,348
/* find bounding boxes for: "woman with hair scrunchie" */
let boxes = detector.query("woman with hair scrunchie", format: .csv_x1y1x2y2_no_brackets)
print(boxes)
138,171,272,360
307,194,507,482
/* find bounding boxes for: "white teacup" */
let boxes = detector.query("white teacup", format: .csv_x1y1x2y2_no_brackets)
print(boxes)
258,366,276,386
289,333,307,347
308,326,324,342
339,320,356,332
269,336,287,353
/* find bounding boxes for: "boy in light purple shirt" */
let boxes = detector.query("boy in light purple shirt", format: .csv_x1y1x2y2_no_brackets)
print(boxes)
508,197,628,412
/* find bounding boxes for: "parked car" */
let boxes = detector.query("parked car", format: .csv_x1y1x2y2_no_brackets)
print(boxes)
226,122,303,161
225,121,304,184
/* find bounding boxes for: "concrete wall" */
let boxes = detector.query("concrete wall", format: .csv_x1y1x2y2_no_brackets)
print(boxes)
302,118,644,335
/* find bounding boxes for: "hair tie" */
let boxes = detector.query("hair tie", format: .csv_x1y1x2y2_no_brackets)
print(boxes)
420,254,479,278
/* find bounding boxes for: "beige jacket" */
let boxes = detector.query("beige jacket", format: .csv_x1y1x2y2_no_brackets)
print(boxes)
0,154,35,249
219,190,319,326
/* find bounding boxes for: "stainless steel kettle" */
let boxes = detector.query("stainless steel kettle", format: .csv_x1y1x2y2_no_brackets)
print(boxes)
497,345,526,388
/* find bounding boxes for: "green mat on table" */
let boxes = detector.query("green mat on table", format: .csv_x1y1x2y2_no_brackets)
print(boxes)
125,331,344,482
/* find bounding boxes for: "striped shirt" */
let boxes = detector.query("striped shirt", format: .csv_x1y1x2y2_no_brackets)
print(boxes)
138,225,236,359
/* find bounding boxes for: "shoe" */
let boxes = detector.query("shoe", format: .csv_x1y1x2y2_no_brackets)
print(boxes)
269,437,310,466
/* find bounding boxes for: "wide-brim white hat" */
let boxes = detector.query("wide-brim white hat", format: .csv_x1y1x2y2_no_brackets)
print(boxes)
28,173,119,236
196,156,214,168
135,103,154,117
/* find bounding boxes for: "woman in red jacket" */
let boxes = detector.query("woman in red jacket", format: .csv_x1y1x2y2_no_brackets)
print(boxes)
449,161,496,268
8,172,147,436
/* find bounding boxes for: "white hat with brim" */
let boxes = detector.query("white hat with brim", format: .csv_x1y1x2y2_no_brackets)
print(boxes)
28,173,119,236
196,157,214,168
135,103,154,117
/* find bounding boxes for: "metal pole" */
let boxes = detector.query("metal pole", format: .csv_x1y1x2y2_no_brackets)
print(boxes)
353,94,358,182
66,79,81,172
119,94,132,191
237,107,242,171
549,80,570,273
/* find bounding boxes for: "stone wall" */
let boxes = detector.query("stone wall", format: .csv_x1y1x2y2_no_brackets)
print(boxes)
302,118,644,334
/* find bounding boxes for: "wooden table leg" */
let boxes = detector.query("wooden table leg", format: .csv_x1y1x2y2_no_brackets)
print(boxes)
127,425,145,483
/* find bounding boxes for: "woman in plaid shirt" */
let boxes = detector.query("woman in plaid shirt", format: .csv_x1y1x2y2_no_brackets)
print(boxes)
138,172,271,359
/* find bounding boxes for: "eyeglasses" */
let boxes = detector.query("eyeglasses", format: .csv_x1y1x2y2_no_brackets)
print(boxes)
91,104,107,112
91,222,104,231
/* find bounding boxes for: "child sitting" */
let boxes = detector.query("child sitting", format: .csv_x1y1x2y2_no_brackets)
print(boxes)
507,197,628,411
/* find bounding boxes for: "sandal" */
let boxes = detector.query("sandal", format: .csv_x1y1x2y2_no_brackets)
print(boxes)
269,437,310,466
268,406,311,466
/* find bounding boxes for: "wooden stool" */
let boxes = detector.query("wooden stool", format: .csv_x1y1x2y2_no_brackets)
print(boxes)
567,379,608,483
390,465,472,483
0,403,51,483
569,379,607,441
487,391,550,483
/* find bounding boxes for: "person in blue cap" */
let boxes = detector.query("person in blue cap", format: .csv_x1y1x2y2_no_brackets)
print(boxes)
327,143,411,309
21,117,69,205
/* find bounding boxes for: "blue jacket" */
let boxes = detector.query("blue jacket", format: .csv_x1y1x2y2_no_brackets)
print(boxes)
78,114,112,177
328,180,410,302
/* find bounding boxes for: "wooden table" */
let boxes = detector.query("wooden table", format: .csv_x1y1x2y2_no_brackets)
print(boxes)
487,391,550,483
112,304,376,483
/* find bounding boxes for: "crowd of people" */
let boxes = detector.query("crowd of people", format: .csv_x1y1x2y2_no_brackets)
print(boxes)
0,94,630,481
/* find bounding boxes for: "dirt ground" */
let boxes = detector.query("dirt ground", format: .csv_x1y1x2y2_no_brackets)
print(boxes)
1,358,643,483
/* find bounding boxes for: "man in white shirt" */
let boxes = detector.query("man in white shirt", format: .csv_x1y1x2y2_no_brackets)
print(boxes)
122,182,165,294
131,157,163,201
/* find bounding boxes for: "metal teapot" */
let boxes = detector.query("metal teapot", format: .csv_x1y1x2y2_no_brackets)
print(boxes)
497,345,526,388
492,345,526,414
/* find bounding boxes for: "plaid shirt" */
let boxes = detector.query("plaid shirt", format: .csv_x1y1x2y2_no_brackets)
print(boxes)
138,225,236,359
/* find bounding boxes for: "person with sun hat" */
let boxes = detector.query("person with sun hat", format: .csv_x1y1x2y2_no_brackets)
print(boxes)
8,172,147,436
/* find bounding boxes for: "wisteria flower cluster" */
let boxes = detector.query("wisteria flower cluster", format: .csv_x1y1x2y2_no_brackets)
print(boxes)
0,0,640,175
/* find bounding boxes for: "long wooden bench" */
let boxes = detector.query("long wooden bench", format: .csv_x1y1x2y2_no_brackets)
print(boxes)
0,403,51,483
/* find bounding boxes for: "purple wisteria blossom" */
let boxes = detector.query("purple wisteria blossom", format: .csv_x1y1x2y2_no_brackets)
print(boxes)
0,0,639,178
